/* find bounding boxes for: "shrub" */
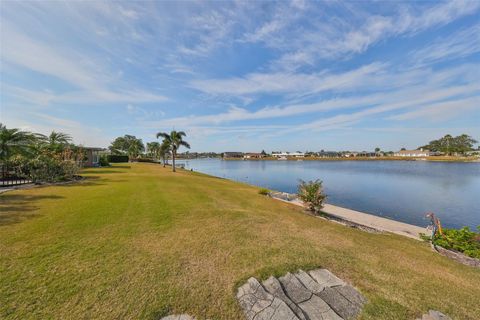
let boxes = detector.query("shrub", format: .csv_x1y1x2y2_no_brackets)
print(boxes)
297,179,327,214
136,157,154,163
431,226,480,259
258,188,270,196
98,155,109,167
20,155,79,183
107,155,129,163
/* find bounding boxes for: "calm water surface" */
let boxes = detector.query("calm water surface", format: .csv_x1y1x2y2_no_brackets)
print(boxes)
178,159,480,229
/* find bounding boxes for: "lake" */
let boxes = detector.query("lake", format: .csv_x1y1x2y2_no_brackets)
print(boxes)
178,159,480,229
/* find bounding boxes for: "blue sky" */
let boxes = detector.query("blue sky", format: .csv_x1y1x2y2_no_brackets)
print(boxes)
1,0,479,152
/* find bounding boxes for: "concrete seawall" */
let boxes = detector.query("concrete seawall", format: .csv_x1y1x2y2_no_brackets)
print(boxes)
271,194,427,240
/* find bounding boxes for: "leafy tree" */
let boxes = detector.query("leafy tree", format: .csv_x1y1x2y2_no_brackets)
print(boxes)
109,135,145,159
297,179,327,215
375,147,380,153
0,123,36,161
156,130,190,172
420,134,478,155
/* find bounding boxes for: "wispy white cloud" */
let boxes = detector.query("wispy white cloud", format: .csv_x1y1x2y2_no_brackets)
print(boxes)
190,63,387,96
410,24,480,65
1,14,167,106
389,96,480,121
261,0,480,70
146,64,479,130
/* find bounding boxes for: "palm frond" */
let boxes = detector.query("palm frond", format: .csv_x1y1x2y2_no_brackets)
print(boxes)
156,132,170,140
180,141,191,149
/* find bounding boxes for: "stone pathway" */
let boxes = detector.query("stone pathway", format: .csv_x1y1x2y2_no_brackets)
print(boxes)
236,268,366,320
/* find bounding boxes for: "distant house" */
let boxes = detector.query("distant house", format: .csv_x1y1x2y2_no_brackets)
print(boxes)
271,151,305,158
222,152,244,158
357,152,377,157
318,151,341,158
394,149,431,157
342,152,358,158
83,147,108,166
244,152,263,159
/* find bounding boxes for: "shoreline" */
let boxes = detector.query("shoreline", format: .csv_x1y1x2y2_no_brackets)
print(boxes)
270,193,427,240
220,156,480,162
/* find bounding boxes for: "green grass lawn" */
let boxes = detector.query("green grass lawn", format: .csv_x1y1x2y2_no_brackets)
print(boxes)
1,163,479,320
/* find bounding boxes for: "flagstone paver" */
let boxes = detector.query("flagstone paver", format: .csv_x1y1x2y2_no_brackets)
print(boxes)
317,287,360,320
236,277,298,320
308,269,345,287
236,268,366,320
262,276,307,320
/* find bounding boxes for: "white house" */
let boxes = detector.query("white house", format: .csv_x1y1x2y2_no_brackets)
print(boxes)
394,149,431,157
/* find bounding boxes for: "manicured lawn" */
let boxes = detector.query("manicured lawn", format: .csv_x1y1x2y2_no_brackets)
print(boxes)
1,163,479,319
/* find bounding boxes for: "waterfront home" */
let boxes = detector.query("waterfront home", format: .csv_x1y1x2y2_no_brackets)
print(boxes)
394,148,431,157
272,151,305,158
343,152,359,158
243,152,264,159
222,152,244,158
318,151,342,158
357,151,378,157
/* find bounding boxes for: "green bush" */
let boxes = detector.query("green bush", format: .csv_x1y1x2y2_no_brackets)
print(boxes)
98,155,109,167
136,157,155,163
258,188,270,196
432,226,480,259
107,155,129,163
18,155,79,183
297,179,327,214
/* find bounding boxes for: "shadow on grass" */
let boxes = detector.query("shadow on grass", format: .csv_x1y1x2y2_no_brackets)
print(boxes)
81,169,124,175
111,165,131,169
0,194,64,226
56,176,107,188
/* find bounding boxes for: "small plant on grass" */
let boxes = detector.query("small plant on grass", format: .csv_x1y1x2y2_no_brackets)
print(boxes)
297,179,326,215
258,188,270,196
422,225,480,259
434,226,480,258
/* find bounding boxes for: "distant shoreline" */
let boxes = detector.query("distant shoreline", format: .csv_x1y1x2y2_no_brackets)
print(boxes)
219,156,480,163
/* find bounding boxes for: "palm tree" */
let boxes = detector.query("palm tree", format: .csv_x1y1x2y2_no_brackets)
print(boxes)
128,138,145,159
146,142,161,160
36,131,72,153
159,140,170,167
156,130,190,172
0,123,36,161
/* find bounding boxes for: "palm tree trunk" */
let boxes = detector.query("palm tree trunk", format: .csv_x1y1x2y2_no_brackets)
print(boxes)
172,151,176,172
